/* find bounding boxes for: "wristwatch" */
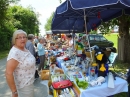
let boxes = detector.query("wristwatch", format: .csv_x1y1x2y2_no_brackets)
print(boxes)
12,91,18,95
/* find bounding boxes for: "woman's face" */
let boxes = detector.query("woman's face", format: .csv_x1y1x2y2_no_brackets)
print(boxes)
40,39,44,43
15,33,27,48
67,37,71,41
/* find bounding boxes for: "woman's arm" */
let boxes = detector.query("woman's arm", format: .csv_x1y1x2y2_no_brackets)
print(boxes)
5,59,18,97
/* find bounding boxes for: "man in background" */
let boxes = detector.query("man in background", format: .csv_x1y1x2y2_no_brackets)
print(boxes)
25,34,39,79
25,34,36,57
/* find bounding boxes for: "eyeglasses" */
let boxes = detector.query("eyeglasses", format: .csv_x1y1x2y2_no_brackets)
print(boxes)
15,36,27,40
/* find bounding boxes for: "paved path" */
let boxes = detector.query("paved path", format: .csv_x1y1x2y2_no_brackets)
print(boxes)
0,57,52,97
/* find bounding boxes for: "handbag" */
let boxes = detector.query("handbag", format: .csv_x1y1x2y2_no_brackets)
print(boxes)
35,70,39,79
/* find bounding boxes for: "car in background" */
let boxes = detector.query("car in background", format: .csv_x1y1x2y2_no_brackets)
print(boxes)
86,34,114,47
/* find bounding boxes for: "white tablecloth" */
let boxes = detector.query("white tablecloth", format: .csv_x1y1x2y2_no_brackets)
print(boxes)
59,59,128,97
80,77,128,97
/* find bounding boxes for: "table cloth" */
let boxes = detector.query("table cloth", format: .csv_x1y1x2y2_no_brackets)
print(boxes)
57,57,128,97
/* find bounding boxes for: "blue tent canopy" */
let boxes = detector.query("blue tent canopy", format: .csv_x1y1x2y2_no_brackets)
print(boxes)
69,0,130,9
51,0,130,34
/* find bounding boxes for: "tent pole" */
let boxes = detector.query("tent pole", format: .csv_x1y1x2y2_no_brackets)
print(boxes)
72,29,75,50
83,9,93,62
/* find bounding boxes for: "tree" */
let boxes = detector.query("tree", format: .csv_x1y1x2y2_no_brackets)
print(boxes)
9,6,40,34
98,15,130,63
0,0,19,24
59,0,62,3
117,15,130,63
0,0,20,50
0,5,40,50
44,12,54,31
44,0,62,31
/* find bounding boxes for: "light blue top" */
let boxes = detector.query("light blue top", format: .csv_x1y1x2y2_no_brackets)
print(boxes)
37,43,45,56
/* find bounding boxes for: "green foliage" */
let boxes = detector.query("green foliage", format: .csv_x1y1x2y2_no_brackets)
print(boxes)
98,15,130,35
0,0,9,23
59,0,62,3
90,30,97,34
98,21,113,34
0,50,9,60
0,0,19,24
76,78,88,89
9,6,40,34
44,12,54,31
0,3,40,50
0,0,18,50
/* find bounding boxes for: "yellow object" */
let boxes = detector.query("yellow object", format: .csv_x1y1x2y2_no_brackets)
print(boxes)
99,64,106,71
92,63,97,67
96,54,103,61
75,44,85,53
77,45,82,50
75,44,78,50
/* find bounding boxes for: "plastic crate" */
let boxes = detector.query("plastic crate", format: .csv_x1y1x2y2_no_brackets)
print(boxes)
53,82,80,97
51,74,67,83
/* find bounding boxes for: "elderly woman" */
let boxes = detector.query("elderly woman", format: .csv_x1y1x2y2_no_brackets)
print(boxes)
5,30,36,97
37,37,45,71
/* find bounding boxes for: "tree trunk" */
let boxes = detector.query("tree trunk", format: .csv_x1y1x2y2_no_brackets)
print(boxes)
118,37,124,61
118,15,130,63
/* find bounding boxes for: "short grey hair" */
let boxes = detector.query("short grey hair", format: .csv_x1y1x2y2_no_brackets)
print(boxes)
38,37,44,42
12,30,27,45
27,34,34,40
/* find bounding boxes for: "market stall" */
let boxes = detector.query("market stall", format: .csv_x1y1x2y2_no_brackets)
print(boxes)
41,32,128,97
43,47,128,97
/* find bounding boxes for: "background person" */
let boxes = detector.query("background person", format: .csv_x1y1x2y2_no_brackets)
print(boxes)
25,34,39,79
25,34,35,57
67,34,73,47
34,35,39,47
62,34,74,49
37,37,45,71
5,30,36,97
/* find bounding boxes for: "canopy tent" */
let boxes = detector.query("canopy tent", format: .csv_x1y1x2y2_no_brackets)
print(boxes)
46,30,53,34
51,0,130,61
51,0,130,34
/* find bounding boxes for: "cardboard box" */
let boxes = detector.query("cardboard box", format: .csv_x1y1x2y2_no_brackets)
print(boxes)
85,50,95,61
40,70,50,80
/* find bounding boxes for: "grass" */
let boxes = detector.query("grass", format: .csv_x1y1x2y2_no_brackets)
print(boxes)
114,92,128,97
109,61,129,97
112,60,130,73
0,50,9,60
104,33,118,48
